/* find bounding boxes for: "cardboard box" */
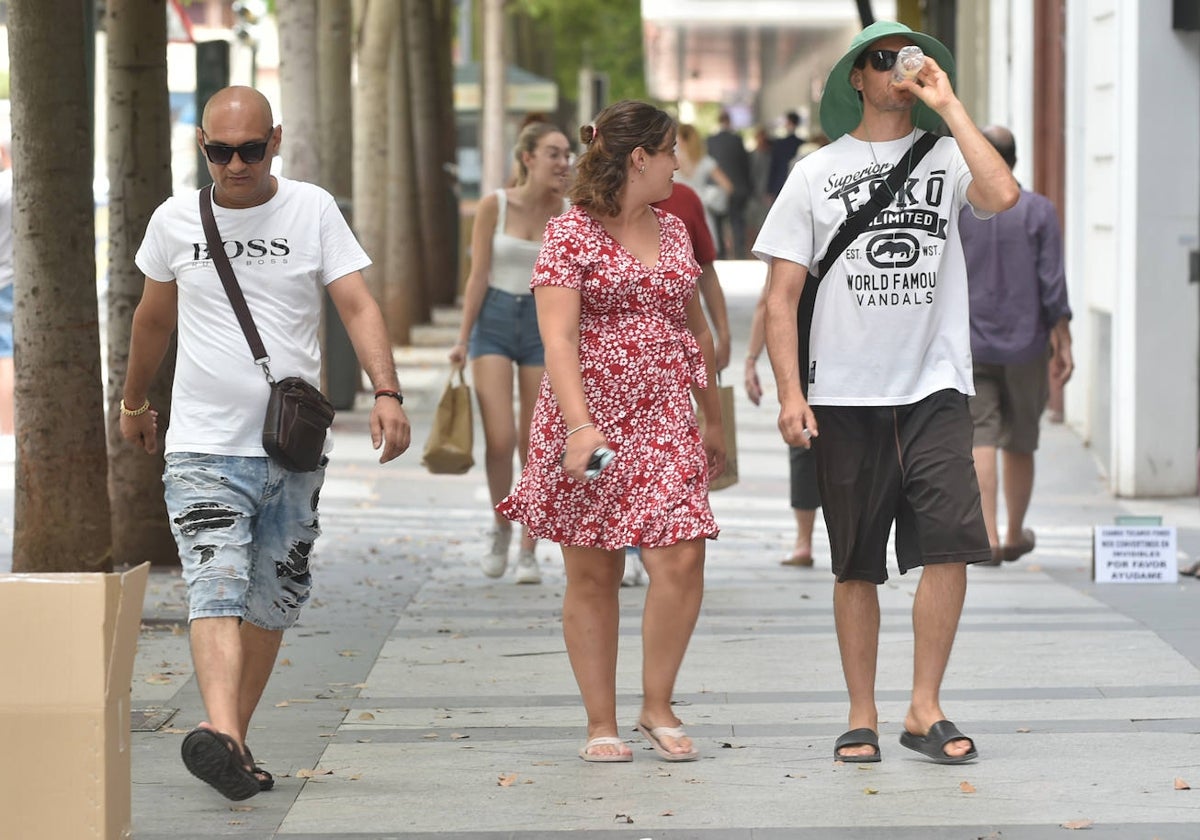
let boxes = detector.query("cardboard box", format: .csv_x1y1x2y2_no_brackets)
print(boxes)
0,563,149,840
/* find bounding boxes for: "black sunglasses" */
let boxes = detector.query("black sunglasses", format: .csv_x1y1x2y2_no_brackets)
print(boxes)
201,131,273,165
866,50,900,72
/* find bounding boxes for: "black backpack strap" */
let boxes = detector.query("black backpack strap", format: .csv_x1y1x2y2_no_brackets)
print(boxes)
199,186,273,379
795,130,941,395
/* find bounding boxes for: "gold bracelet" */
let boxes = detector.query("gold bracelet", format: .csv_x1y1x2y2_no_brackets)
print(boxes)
120,398,151,417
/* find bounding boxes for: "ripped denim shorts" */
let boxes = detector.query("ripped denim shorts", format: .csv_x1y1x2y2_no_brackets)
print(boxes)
163,452,326,630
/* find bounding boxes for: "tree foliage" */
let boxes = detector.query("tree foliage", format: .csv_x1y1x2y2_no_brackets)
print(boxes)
510,0,648,106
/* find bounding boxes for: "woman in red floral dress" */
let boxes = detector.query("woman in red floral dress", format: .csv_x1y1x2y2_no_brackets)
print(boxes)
498,100,725,763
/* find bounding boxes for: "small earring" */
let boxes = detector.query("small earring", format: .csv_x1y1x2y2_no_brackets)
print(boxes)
639,165,645,174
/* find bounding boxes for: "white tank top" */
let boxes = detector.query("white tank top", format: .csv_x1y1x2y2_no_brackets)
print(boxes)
489,189,568,296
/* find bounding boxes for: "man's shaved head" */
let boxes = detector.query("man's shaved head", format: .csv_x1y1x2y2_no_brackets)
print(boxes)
197,86,280,208
981,125,1016,169
201,86,274,136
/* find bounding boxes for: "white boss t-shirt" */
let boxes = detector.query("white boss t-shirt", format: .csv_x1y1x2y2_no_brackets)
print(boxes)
753,131,990,406
136,177,370,456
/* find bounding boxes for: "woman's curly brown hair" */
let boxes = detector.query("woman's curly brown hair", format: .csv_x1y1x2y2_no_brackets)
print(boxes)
570,100,676,218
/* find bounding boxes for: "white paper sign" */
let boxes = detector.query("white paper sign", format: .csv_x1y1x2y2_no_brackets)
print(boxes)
1093,526,1178,583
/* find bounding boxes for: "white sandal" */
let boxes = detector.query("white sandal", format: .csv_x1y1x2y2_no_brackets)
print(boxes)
578,736,632,763
635,721,700,762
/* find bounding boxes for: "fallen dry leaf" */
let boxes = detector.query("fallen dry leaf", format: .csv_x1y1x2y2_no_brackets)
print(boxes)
357,712,376,721
423,732,439,739
959,781,977,794
720,742,744,749
275,701,290,708
144,674,173,685
1016,727,1032,733
295,769,334,779
338,650,360,657
451,732,470,740
497,773,518,787
278,658,292,667
863,787,878,795
1061,818,1093,830
614,813,633,824
348,774,362,781
356,738,372,744
1174,777,1191,790
229,806,253,812
660,810,675,816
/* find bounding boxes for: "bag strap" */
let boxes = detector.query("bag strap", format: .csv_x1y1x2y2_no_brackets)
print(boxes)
815,129,940,281
794,130,940,396
199,185,274,382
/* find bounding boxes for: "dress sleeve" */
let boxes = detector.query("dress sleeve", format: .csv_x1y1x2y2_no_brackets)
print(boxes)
531,213,586,292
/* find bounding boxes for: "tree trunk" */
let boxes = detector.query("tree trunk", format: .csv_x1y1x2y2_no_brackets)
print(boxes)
278,0,320,184
432,0,461,297
352,0,398,306
318,0,353,199
405,0,455,309
385,12,423,345
9,0,113,572
480,0,506,196
105,0,177,567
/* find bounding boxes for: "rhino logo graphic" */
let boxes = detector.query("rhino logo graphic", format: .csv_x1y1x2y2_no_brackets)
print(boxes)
866,233,919,269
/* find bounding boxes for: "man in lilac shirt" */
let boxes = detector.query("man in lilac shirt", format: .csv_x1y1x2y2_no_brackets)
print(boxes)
961,125,1073,565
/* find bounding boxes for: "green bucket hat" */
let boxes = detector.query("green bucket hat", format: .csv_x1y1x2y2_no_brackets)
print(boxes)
818,20,956,141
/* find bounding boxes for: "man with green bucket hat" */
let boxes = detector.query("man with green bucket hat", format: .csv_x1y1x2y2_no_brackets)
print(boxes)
755,21,1018,765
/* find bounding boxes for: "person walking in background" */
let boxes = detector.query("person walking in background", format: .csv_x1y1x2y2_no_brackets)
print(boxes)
119,86,411,801
674,123,733,250
960,125,1072,566
706,110,752,259
451,121,573,584
654,181,732,372
744,273,821,566
498,100,725,763
0,125,14,459
766,111,802,200
757,21,1018,765
745,125,773,247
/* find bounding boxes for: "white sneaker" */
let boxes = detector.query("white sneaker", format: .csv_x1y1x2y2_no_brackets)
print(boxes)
514,549,542,584
481,528,512,578
621,547,644,587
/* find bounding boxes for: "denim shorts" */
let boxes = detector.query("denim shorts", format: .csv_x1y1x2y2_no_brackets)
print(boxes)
0,284,13,358
163,452,326,630
468,287,544,366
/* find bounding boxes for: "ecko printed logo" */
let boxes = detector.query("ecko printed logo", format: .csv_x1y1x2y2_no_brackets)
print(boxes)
866,233,919,269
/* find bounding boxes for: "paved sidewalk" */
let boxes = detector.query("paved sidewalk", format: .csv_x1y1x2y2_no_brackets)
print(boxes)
8,262,1200,838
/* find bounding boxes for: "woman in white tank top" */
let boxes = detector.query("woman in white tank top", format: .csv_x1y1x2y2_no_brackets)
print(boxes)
450,121,572,583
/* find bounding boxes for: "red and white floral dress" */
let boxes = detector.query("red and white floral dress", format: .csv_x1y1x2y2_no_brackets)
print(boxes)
497,205,719,550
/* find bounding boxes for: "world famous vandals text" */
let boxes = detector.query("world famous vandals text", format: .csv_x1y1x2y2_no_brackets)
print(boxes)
825,165,952,308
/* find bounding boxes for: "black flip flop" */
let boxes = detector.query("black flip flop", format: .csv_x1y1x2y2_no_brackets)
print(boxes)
834,728,881,763
243,744,275,791
899,719,978,764
180,728,261,801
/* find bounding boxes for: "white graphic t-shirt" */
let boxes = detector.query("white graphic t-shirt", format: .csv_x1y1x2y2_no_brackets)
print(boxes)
136,177,370,456
753,130,990,406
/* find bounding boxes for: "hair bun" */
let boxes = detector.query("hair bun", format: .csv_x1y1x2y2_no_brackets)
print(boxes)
580,124,597,145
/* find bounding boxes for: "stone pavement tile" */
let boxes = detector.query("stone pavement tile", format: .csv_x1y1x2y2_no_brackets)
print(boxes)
274,731,1200,835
